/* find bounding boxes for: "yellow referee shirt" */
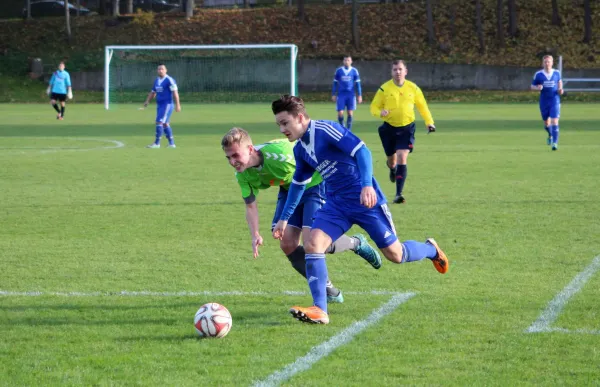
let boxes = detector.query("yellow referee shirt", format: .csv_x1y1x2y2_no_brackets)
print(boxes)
370,79,434,127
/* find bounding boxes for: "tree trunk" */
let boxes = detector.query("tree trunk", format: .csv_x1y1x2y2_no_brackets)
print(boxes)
98,0,106,15
583,0,592,43
508,0,517,37
351,0,359,49
26,0,32,19
496,0,505,48
186,0,194,18
475,0,485,54
244,0,250,8
127,0,133,13
298,0,305,21
426,0,435,46
551,0,561,26
112,0,119,16
65,0,72,40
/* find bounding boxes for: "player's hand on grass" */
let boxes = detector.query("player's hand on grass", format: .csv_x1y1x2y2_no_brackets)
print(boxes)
331,96,337,102
380,109,389,117
176,104,181,112
272,220,288,240
357,96,363,104
427,124,436,134
360,186,377,208
252,235,264,259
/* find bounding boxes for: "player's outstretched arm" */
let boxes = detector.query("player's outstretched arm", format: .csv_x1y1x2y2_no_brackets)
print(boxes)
370,88,385,118
143,91,156,109
355,146,377,208
272,182,305,240
415,87,435,130
245,200,263,259
173,90,181,112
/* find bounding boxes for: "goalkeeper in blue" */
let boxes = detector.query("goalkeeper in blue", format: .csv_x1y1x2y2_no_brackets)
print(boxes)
143,64,181,148
46,61,72,120
271,95,449,325
331,55,362,130
530,55,563,151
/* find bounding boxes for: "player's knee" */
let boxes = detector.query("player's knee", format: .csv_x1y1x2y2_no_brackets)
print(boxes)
304,237,327,254
382,246,403,263
279,239,297,255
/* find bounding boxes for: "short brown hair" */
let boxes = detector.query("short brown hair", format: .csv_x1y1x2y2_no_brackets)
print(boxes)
392,59,407,67
271,95,309,119
221,127,252,149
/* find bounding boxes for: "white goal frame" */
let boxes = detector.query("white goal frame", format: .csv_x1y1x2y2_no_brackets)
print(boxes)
558,56,600,92
104,44,299,110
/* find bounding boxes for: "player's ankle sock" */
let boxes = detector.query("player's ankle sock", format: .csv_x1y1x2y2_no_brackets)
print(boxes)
325,234,358,254
337,116,344,126
164,125,174,145
286,245,307,278
155,125,164,145
346,115,353,130
395,164,407,196
544,126,551,136
401,240,438,263
305,253,328,313
551,125,559,144
52,104,60,113
60,106,65,117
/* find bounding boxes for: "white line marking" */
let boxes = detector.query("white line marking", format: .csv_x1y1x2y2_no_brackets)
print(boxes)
0,290,404,297
526,256,600,333
0,138,124,154
547,327,600,335
253,292,416,387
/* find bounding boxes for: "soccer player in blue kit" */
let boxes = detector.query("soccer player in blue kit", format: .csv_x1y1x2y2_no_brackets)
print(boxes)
531,55,564,151
143,64,181,148
271,95,449,325
46,61,72,120
331,56,362,130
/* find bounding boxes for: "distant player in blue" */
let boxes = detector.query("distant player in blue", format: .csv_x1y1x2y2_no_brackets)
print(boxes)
331,56,362,131
142,64,181,148
531,55,564,151
46,61,72,120
271,95,449,325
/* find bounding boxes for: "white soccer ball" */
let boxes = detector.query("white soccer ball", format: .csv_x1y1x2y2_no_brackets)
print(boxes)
194,303,232,338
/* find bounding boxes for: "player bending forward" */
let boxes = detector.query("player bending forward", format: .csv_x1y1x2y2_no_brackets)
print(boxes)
272,95,449,325
222,127,381,304
531,55,563,151
47,61,72,120
143,64,181,148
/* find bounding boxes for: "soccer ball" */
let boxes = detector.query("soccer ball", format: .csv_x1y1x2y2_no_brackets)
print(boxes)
194,303,232,338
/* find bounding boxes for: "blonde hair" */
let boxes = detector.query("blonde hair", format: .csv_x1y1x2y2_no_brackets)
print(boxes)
542,55,553,61
221,127,252,149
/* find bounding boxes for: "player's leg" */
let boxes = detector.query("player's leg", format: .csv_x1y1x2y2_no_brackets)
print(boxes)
345,95,357,131
541,104,552,145
355,204,449,273
59,99,66,120
162,104,176,148
378,122,398,183
393,123,416,204
50,95,60,118
336,94,345,126
147,105,165,148
549,105,560,150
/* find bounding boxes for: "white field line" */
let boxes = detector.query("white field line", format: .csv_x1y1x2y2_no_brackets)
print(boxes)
526,255,600,333
0,138,124,154
253,292,416,387
0,290,404,297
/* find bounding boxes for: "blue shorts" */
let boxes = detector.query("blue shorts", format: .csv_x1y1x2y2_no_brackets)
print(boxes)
271,183,326,230
156,103,174,124
336,92,357,112
312,196,398,249
378,122,416,156
540,101,560,120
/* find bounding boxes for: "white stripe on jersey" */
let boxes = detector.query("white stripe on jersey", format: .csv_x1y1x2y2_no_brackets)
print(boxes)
350,141,364,157
292,177,313,185
315,121,342,141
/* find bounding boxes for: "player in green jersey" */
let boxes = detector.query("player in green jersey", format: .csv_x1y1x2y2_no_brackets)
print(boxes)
221,127,381,303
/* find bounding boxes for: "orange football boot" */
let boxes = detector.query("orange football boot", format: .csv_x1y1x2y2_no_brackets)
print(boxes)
426,238,449,274
289,306,329,324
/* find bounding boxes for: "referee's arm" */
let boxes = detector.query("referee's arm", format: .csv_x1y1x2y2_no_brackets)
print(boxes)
414,87,434,126
370,87,385,118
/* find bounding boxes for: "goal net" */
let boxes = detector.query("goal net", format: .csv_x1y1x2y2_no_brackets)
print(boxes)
104,44,298,109
558,56,600,92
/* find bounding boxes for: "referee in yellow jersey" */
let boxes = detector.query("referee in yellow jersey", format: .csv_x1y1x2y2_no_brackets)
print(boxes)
370,60,436,204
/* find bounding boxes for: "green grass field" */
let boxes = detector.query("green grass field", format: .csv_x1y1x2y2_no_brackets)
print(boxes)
1,102,600,386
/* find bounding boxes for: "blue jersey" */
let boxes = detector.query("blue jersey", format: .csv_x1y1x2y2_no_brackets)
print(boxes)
49,70,71,95
531,69,561,103
291,120,386,205
332,66,361,96
152,75,178,104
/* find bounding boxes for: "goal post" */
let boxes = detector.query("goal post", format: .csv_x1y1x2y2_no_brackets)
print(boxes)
558,56,600,92
104,44,299,110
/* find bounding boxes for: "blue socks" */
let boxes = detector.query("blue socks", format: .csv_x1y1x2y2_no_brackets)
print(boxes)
337,116,344,126
544,126,551,136
346,115,353,131
401,241,438,263
550,125,559,144
164,125,175,145
305,253,328,313
155,124,164,145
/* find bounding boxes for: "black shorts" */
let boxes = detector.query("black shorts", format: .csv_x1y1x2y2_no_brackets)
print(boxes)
50,93,67,102
378,122,416,156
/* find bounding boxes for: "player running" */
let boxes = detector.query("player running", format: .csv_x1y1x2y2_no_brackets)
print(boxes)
47,61,72,120
331,56,362,131
531,55,564,151
143,64,181,148
221,127,381,304
272,95,449,325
